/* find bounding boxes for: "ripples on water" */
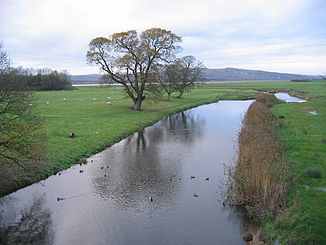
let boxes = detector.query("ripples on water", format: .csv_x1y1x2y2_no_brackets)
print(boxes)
0,100,255,245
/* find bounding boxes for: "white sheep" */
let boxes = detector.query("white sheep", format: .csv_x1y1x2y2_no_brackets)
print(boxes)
63,98,66,101
93,98,96,101
107,102,112,105
107,96,112,99
46,101,49,104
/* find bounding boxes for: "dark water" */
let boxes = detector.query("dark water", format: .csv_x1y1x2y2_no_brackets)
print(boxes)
0,100,254,245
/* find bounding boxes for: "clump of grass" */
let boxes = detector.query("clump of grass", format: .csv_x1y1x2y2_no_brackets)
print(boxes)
255,93,281,107
228,100,288,220
304,167,322,178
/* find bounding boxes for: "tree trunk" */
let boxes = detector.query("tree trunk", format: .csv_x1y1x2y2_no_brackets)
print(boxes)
132,99,142,110
177,90,184,99
167,93,171,101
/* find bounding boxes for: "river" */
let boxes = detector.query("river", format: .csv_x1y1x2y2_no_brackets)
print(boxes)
0,100,255,244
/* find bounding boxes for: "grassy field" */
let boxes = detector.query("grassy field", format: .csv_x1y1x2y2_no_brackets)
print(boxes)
0,86,259,196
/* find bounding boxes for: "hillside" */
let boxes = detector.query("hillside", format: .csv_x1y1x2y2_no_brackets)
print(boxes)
70,68,318,83
202,68,317,81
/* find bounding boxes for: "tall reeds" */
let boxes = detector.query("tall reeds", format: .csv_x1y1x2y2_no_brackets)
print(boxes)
228,94,289,220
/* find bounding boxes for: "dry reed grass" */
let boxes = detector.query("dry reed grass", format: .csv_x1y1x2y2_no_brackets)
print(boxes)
228,94,289,220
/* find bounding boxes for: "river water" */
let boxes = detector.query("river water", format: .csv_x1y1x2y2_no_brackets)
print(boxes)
0,100,255,245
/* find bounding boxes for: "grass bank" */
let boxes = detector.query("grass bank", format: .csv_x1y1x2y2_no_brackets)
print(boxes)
0,86,259,196
267,85,326,244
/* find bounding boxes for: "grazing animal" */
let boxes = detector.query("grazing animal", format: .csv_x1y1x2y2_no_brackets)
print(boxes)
62,98,66,101
46,101,49,104
194,194,198,198
57,197,64,201
191,176,195,179
107,101,112,105
205,177,209,181
69,133,76,138
79,170,84,173
149,197,153,202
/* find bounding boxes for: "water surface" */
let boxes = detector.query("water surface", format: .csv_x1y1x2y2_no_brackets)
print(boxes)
274,92,306,102
0,100,254,245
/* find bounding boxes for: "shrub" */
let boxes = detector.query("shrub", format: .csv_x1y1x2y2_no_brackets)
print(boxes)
304,167,322,178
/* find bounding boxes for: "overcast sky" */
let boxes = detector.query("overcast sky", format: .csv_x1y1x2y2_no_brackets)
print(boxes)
0,0,325,75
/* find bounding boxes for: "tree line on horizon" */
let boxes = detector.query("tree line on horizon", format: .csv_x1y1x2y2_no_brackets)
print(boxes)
3,67,72,91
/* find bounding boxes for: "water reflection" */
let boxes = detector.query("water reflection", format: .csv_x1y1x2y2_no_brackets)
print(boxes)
0,194,54,245
90,111,206,211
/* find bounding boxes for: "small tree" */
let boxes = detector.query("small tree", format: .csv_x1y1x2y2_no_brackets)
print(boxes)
86,28,182,110
173,56,205,98
0,44,46,168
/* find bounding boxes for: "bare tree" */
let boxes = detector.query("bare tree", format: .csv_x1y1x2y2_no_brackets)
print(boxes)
86,28,182,110
0,43,10,74
0,44,46,168
173,56,205,99
154,64,178,101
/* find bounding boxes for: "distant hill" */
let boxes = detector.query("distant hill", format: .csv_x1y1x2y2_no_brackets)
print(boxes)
70,74,103,83
70,68,318,83
202,68,317,81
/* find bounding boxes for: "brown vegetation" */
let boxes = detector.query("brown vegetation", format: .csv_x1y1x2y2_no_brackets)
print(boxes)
255,93,281,108
228,94,289,220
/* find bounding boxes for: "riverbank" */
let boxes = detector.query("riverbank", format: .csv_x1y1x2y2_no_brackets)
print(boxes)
225,81,326,244
267,88,326,244
0,86,259,197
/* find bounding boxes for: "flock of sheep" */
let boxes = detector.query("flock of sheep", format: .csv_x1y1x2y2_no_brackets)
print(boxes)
40,96,119,105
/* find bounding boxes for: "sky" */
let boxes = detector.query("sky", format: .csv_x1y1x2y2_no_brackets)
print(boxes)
0,0,325,75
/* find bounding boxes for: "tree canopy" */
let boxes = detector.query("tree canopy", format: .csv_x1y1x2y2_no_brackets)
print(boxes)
86,28,182,110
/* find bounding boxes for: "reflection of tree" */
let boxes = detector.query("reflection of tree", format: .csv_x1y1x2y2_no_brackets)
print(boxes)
0,194,54,245
159,111,206,143
90,110,206,209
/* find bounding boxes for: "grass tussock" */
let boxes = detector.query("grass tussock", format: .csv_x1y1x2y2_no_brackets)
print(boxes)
304,167,322,179
228,94,289,220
